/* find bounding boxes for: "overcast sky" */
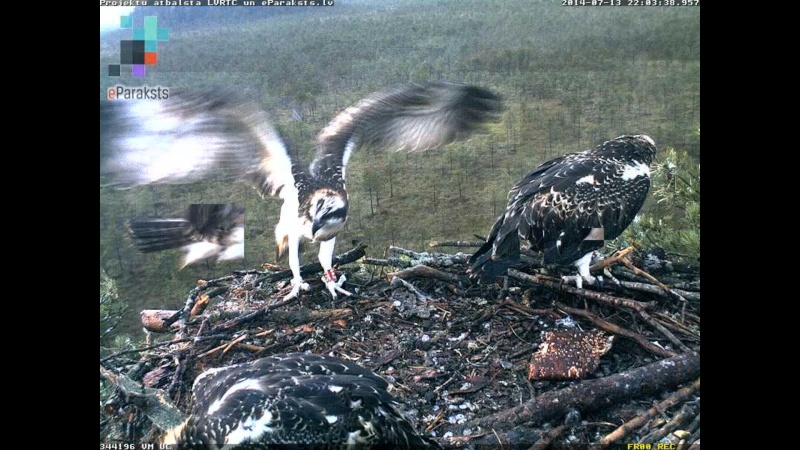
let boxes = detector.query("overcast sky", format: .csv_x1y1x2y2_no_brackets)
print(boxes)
100,6,135,31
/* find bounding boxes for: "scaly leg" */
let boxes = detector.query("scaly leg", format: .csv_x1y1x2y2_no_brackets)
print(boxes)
318,237,352,299
283,233,310,301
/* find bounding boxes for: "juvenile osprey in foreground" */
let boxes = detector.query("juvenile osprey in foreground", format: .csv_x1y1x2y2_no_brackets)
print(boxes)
128,203,245,268
469,135,657,288
100,82,502,299
162,353,441,449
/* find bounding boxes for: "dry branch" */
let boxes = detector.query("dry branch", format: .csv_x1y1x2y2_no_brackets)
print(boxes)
619,258,689,305
528,425,568,450
509,270,655,311
428,240,484,248
510,269,690,353
640,402,698,443
589,247,634,272
617,280,701,302
387,245,470,266
390,276,432,301
556,303,675,358
99,365,185,432
388,264,467,285
470,352,700,431
257,243,368,284
361,257,411,268
591,378,700,449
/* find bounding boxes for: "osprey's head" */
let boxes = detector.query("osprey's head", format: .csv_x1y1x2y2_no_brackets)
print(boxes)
309,191,348,242
614,134,658,165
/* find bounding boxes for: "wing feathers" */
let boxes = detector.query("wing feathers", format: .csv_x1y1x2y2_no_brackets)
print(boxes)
311,82,503,179
100,90,294,197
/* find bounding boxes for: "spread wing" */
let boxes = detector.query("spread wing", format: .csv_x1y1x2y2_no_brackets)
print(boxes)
100,90,295,198
310,82,503,181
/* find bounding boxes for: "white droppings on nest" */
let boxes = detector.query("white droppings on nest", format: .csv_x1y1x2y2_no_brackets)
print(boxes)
448,413,467,425
556,317,577,328
443,431,454,439
448,332,468,342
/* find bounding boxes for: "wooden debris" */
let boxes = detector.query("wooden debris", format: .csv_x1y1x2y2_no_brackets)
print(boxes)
529,424,568,450
388,264,468,285
591,378,700,449
190,294,210,317
510,270,656,311
556,303,676,358
472,352,700,431
589,247,634,272
428,240,484,248
101,244,699,448
141,309,180,333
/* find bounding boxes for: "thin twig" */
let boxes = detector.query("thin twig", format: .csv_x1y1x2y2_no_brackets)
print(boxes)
589,247,634,273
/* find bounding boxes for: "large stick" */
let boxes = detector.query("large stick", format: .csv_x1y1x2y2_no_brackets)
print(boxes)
470,351,700,431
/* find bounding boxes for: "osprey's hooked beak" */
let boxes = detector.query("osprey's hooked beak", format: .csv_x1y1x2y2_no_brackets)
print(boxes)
312,219,323,238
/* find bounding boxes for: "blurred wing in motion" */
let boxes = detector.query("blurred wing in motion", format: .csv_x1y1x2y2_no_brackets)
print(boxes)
100,90,295,197
128,203,245,267
310,82,503,181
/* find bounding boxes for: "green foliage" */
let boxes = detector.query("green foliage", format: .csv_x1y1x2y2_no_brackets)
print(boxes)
616,134,700,260
100,268,129,345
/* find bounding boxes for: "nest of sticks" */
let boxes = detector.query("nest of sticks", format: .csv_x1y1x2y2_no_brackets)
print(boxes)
100,242,700,449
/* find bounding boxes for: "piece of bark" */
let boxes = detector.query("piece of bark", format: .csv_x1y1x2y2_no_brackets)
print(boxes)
471,351,700,431
190,294,210,317
528,330,614,380
141,309,181,333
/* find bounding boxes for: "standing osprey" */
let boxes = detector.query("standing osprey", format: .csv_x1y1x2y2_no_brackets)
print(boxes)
128,203,245,268
162,353,441,449
469,135,657,288
100,82,502,300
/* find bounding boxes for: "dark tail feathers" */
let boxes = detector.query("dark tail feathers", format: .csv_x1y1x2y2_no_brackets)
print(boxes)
128,219,193,253
469,214,520,283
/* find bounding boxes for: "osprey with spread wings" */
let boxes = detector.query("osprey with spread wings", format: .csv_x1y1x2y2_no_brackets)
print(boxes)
101,82,502,299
